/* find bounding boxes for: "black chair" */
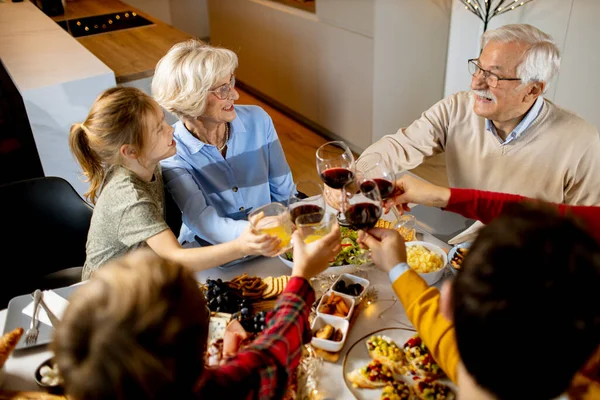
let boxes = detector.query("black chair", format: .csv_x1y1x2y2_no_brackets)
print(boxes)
0,177,93,308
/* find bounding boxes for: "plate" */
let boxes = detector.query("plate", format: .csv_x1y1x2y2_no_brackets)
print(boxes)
277,254,366,271
342,327,457,400
3,285,77,351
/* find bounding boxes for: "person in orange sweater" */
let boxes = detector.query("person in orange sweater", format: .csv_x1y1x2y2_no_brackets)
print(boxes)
360,204,600,399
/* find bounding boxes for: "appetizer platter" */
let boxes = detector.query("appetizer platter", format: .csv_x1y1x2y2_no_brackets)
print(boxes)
309,273,370,362
448,242,471,271
343,328,456,400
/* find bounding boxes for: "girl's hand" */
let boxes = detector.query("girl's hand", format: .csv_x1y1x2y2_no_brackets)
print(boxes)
237,224,282,257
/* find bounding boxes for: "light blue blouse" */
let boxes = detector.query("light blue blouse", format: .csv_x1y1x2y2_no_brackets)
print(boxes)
161,105,294,245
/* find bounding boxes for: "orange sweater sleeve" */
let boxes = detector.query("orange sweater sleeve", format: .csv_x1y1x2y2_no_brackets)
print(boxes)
391,270,460,384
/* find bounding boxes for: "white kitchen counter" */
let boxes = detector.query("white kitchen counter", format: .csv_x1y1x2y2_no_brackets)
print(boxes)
0,1,115,196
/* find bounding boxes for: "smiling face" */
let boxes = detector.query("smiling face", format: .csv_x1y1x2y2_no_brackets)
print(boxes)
471,41,538,124
199,73,240,124
142,104,176,165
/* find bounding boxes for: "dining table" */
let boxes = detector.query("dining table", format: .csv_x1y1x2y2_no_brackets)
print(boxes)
0,204,474,399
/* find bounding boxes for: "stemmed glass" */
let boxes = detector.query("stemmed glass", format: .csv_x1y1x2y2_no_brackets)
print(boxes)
341,173,383,231
287,180,326,225
359,153,404,221
316,141,356,225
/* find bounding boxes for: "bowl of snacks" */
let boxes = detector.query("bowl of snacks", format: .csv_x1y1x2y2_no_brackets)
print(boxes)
331,273,369,299
311,314,349,353
317,291,355,320
35,357,64,394
405,241,449,285
448,242,471,273
279,226,371,269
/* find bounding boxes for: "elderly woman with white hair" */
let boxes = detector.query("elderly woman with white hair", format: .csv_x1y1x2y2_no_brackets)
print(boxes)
152,40,294,247
357,23,600,206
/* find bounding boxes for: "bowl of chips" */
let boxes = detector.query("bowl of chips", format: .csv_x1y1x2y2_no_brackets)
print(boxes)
405,241,448,285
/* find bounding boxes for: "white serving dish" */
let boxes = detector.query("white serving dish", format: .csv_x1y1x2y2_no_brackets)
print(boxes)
310,314,350,353
316,291,355,321
331,273,369,299
405,241,449,286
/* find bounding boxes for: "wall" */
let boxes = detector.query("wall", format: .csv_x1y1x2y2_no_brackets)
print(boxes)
444,0,600,130
169,0,210,40
208,0,374,152
372,0,452,142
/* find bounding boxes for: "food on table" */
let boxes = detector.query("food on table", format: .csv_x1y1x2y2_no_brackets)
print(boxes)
282,226,370,266
208,312,232,343
374,219,415,242
233,310,268,333
366,335,405,374
0,326,24,368
412,378,455,400
204,278,249,314
318,293,350,318
262,275,290,299
206,338,224,367
39,362,63,387
403,335,444,379
226,273,267,299
450,247,469,270
406,245,444,273
333,279,364,297
346,360,395,388
313,324,343,342
381,380,412,400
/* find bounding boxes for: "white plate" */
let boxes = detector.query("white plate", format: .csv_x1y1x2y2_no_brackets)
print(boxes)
447,241,472,272
342,328,457,400
277,254,367,271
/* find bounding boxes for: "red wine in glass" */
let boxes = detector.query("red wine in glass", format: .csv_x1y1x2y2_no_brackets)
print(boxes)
320,168,355,190
344,203,382,230
373,178,394,200
290,204,324,224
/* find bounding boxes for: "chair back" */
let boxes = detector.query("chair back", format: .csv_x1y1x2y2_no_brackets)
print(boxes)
0,177,92,307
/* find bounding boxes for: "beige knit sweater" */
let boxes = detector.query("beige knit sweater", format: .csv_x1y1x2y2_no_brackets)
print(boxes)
360,91,600,206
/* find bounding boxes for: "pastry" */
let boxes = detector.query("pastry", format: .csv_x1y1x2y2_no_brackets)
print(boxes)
346,360,395,389
381,380,412,400
403,335,444,379
366,335,405,374
0,327,24,367
412,378,455,400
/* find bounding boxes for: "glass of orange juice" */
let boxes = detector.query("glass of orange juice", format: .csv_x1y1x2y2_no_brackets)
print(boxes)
249,202,293,251
295,212,335,244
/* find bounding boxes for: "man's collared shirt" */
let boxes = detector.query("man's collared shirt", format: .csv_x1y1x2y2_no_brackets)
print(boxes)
486,96,544,144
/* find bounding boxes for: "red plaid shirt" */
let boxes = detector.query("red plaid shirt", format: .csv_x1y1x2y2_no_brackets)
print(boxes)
195,276,315,399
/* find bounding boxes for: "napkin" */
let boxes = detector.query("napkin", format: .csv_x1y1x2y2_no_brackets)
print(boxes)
22,290,69,328
448,220,485,245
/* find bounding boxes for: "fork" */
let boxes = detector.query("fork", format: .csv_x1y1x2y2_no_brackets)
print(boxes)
25,289,42,345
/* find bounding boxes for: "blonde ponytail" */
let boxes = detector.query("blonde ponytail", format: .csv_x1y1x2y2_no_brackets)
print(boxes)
68,87,158,204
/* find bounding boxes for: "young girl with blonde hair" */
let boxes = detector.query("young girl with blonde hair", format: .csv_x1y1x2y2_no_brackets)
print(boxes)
70,87,281,279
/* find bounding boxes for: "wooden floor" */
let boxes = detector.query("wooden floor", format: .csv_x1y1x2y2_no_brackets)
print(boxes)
236,87,449,188
236,88,328,183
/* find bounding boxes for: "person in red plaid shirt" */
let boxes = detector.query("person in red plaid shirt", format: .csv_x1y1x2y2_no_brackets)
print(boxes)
52,224,341,400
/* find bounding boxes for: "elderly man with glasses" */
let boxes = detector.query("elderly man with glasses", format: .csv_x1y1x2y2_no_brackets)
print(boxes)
152,40,294,248
359,24,600,206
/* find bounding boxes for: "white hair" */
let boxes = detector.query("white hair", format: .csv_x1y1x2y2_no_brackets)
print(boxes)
481,24,561,86
151,40,238,119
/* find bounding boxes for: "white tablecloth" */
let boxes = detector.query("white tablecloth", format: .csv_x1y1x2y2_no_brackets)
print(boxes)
0,207,457,398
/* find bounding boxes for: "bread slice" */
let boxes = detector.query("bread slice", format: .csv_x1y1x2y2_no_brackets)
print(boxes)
346,360,395,389
0,327,24,367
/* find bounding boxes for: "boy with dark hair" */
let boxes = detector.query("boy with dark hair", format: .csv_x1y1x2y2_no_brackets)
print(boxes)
361,204,600,399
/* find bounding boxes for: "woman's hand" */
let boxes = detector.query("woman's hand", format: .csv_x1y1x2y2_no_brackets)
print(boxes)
357,228,407,274
291,223,342,280
384,175,451,213
237,224,282,257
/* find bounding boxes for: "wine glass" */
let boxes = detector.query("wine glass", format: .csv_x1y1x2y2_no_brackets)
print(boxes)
287,180,326,225
359,153,404,221
316,141,356,225
341,174,383,231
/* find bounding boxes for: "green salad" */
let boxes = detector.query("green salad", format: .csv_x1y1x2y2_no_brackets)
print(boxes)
282,227,370,266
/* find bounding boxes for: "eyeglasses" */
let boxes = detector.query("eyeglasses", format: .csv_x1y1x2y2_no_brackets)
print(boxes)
209,75,236,100
468,59,521,88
